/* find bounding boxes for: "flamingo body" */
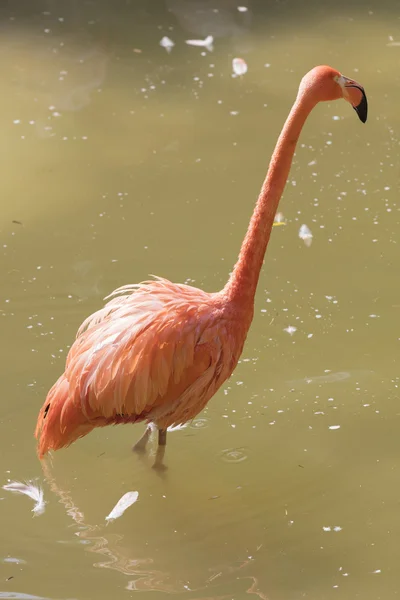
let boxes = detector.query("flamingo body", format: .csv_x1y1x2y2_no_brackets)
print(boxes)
36,277,250,457
35,66,367,461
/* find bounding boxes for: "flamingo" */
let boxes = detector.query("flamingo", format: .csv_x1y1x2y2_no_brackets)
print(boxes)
35,66,367,468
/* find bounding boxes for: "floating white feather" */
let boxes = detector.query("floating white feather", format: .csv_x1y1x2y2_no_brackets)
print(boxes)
105,491,139,522
273,212,286,227
3,481,46,516
159,36,175,53
185,35,214,52
167,423,188,432
232,57,248,76
298,224,313,247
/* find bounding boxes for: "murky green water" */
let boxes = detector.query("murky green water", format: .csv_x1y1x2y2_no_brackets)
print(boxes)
1,1,400,598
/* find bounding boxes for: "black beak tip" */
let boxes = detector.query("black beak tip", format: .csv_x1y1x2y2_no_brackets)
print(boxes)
353,91,368,124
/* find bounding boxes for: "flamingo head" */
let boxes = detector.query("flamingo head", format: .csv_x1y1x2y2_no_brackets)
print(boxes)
299,65,368,123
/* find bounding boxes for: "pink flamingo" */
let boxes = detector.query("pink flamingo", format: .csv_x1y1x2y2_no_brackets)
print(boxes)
35,66,367,468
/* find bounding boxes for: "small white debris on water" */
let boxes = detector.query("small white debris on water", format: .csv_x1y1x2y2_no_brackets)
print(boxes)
323,526,331,531
284,326,297,336
232,57,248,76
3,557,27,564
237,6,248,11
160,36,174,53
299,224,313,247
105,491,139,522
185,36,214,52
329,425,341,430
372,569,382,574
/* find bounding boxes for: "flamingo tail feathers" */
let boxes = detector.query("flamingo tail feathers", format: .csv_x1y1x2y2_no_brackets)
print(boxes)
35,376,94,458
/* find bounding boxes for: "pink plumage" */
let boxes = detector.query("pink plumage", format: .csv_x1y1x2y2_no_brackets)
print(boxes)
36,277,249,459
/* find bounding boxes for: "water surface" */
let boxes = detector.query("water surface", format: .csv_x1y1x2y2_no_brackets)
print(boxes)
1,1,400,599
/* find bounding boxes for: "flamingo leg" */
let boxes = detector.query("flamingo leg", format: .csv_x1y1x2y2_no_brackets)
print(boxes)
158,428,167,446
132,424,153,453
152,428,167,471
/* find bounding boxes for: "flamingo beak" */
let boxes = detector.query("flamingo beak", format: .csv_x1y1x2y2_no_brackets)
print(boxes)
338,75,368,123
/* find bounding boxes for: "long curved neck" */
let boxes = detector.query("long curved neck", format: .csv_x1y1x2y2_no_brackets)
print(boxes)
224,91,316,307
